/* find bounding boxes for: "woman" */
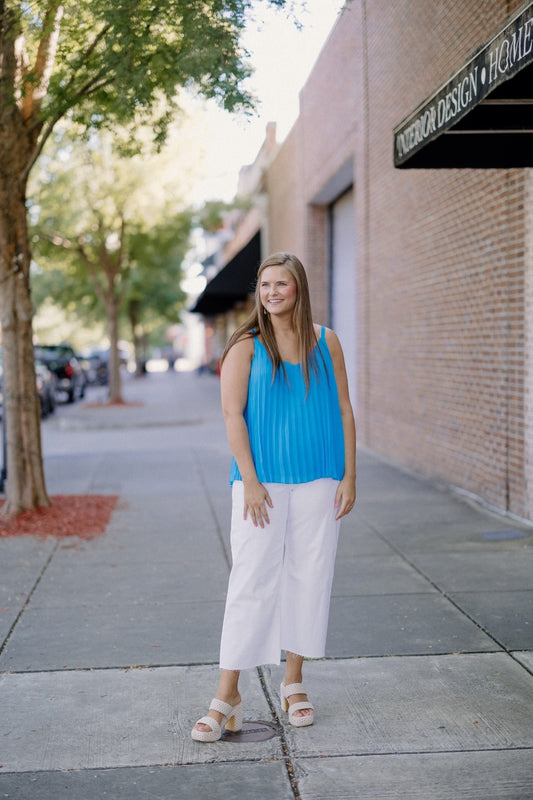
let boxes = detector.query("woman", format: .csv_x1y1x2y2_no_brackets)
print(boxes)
192,252,356,742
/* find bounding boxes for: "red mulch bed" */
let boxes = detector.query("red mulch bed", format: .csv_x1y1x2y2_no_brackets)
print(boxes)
0,495,119,540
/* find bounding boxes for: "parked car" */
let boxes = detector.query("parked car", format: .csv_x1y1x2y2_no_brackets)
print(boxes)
82,349,109,386
0,349,57,418
34,358,57,418
34,344,87,403
81,346,130,384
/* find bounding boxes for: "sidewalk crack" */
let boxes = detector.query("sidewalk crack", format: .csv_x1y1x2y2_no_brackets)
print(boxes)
0,540,60,658
257,666,301,800
193,450,231,571
359,513,512,655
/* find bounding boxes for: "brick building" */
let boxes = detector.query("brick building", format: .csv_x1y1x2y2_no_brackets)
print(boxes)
193,0,533,520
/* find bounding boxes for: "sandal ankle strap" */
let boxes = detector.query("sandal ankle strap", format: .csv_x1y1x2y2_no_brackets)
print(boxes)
209,698,234,716
282,682,306,697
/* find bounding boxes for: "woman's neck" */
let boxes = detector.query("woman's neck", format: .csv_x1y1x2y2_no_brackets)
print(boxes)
270,315,295,338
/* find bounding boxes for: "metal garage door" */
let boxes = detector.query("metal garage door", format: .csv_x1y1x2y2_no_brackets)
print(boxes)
330,188,357,411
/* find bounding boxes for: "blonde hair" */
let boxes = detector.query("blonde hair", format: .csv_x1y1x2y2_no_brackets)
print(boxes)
221,252,322,390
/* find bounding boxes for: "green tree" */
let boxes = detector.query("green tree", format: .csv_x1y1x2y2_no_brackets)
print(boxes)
0,0,286,515
126,215,191,374
32,122,195,400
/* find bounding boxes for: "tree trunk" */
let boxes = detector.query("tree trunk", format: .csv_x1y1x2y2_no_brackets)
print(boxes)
0,167,49,515
127,299,145,377
0,2,50,515
106,298,123,403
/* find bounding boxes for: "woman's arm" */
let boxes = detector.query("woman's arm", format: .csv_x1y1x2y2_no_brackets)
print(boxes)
220,337,273,527
325,327,357,519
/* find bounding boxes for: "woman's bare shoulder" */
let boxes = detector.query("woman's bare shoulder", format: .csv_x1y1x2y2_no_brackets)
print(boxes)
226,332,255,361
313,322,330,339
313,323,337,344
322,326,344,357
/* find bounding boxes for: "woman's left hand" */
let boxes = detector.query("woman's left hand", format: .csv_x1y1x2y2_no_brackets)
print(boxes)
334,476,356,520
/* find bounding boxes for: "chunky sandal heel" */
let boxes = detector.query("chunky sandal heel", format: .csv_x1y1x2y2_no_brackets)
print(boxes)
191,698,243,742
280,682,314,727
224,702,243,732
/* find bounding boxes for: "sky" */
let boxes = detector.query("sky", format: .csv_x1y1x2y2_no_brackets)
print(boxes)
191,0,345,203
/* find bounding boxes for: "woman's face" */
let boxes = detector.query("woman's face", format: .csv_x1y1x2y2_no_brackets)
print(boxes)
259,266,298,318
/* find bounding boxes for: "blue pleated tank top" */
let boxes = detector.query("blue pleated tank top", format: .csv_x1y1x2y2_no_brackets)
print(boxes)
229,326,345,485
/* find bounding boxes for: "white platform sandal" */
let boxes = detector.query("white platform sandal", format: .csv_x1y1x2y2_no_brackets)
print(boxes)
191,698,243,742
280,682,314,727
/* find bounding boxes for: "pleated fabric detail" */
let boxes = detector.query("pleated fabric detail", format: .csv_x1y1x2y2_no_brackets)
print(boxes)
229,327,345,485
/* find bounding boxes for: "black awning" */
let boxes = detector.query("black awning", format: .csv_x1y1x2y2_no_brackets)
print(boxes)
190,231,261,315
393,1,533,168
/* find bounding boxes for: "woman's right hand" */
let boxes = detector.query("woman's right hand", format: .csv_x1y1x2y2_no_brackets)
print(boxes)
243,480,273,528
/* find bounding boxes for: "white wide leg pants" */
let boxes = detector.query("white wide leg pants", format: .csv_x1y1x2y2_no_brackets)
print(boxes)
219,478,340,671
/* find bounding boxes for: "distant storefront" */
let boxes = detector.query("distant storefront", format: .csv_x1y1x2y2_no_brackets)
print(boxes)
191,232,261,317
194,1,533,521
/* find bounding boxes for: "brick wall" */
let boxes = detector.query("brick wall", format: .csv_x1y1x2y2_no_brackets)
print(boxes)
524,174,533,517
360,0,529,515
265,0,532,517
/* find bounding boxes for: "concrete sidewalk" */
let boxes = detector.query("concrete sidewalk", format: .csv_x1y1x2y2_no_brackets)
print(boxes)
0,369,532,799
